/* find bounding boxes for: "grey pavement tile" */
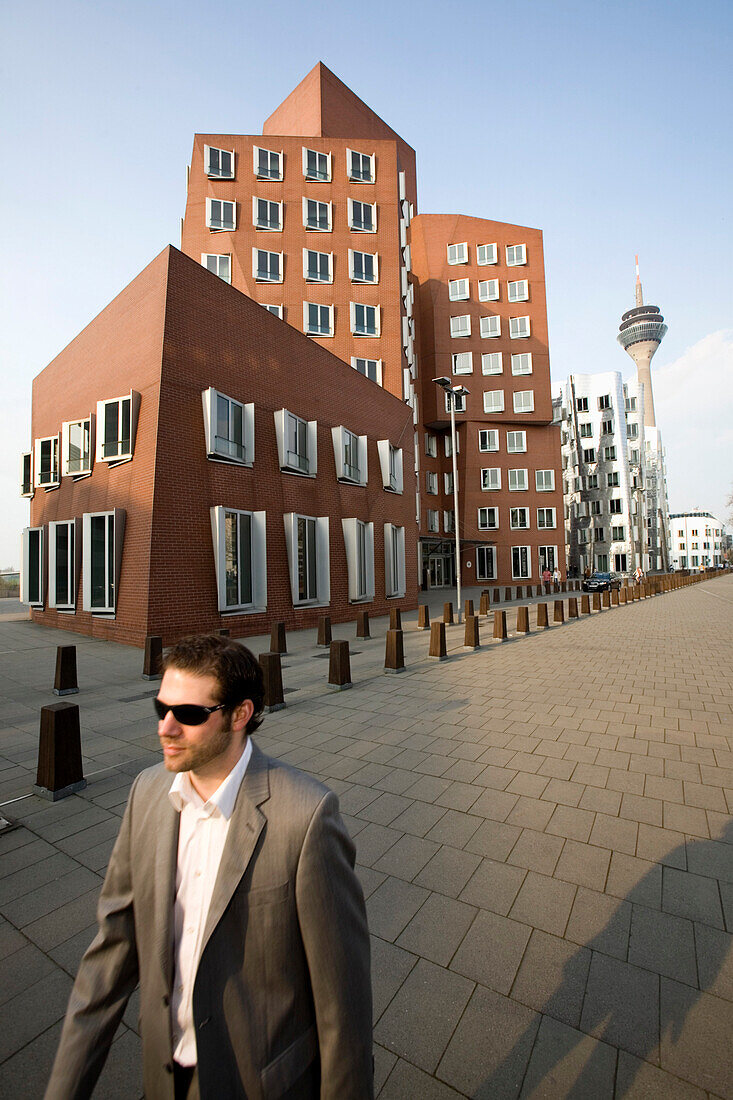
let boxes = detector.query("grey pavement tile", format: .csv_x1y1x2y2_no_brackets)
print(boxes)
353,823,403,867
663,803,710,839
540,778,584,807
588,813,639,857
511,929,591,1028
373,834,441,881
74,838,116,872
355,864,387,900
553,838,611,892
373,957,474,1074
54,816,122,856
694,923,733,1002
683,782,729,813
341,813,369,838
663,866,725,929
48,923,98,974
474,765,519,792
0,1019,62,1100
0,915,27,960
424,809,482,849
0,852,79,905
644,775,685,804
357,793,415,826
20,887,100,951
508,871,577,937
436,982,540,1100
0,837,60,877
636,823,688,868
659,980,733,1098
0,942,57,1007
373,1043,398,1096
388,801,447,838
434,781,482,812
2,866,102,928
506,829,565,876
370,935,419,1022
380,1057,465,1099
545,804,595,843
506,797,556,832
628,904,698,986
620,792,664,827
581,952,660,1060
396,892,477,967
606,852,663,909
686,835,733,884
401,775,452,803
459,859,527,916
93,1026,143,1099
469,787,520,822
371,768,418,795
579,786,623,816
335,783,382,815
0,968,73,1063
464,819,522,862
565,886,632,960
505,773,551,800
614,1050,707,1099
413,845,482,899
519,1014,617,1099
450,909,531,995
366,876,430,942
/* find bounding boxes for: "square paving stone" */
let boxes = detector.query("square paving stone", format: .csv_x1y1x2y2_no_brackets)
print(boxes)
507,829,565,876
511,929,591,1028
615,1050,707,1099
541,778,584,807
373,957,474,1074
693,922,733,1002
396,892,477,967
519,1013,617,1099
413,846,482,898
0,943,57,1007
659,979,733,1097
434,781,483,812
372,1044,397,1095
459,859,527,916
470,788,520,822
545,804,595,843
628,904,697,986
506,797,556,831
580,952,659,1060
3,866,102,928
0,969,73,1063
388,801,448,837
636,823,687,868
588,813,639,856
437,982,540,1099
48,924,99,974
565,887,631,960
553,838,611,892
365,876,430,942
353,823,402,867
508,871,577,937
424,810,483,849
450,909,531,995
686,835,733,883
373,834,441,881
464,819,522,862
606,852,662,909
662,866,725,928
663,803,710,839
381,1057,465,1099
355,864,386,899
357,792,414,826
370,935,418,1022
578,786,622,816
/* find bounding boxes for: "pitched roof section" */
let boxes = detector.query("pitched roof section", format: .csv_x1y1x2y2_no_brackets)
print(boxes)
262,61,412,149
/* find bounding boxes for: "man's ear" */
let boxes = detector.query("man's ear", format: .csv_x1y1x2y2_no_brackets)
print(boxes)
231,699,254,732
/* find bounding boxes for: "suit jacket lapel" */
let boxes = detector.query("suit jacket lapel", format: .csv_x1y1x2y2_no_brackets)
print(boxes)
153,786,180,991
200,742,271,954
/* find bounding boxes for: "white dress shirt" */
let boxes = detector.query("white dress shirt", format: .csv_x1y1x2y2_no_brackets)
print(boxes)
167,738,252,1066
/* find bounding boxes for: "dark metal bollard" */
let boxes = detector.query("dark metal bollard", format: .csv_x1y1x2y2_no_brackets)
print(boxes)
493,610,507,641
385,629,405,673
356,610,370,639
479,591,491,615
328,640,352,690
443,602,454,625
53,645,78,696
389,607,402,631
259,652,285,712
317,616,332,647
142,635,163,681
537,603,549,629
553,600,565,623
270,622,287,654
464,615,480,649
417,605,430,631
464,599,475,620
35,703,86,801
516,606,530,634
429,621,448,660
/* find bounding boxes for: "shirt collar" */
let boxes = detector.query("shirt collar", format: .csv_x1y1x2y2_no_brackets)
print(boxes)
168,737,253,819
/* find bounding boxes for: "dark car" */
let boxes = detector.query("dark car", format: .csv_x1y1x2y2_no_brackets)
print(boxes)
582,571,622,592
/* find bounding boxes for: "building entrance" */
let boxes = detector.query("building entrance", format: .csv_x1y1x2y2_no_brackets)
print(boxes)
428,554,454,588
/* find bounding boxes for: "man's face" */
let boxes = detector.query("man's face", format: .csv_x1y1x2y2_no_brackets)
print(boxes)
157,667,240,776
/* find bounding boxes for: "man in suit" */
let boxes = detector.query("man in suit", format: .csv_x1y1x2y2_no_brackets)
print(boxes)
45,635,373,1099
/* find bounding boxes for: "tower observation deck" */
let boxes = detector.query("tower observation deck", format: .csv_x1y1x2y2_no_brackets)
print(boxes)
617,257,667,428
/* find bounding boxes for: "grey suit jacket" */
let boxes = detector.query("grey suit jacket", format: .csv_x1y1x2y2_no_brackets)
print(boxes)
45,743,373,1099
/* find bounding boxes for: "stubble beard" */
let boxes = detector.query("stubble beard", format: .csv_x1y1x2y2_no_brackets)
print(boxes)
162,721,235,775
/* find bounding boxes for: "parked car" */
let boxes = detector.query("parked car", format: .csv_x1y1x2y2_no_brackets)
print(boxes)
582,571,622,592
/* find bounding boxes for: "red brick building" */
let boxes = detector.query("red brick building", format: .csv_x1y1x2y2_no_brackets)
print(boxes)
21,247,417,645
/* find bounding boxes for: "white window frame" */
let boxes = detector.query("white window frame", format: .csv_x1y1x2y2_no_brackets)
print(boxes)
447,243,468,265
332,426,368,486
252,196,282,232
426,509,439,533
476,545,497,580
426,471,438,495
450,314,471,338
284,513,330,606
82,509,125,614
342,519,375,602
425,433,437,458
377,440,403,493
350,302,381,337
443,510,455,533
351,357,383,385
480,315,501,339
347,148,375,183
612,525,626,542
384,524,406,598
512,545,531,579
205,198,236,231
95,391,140,464
20,526,45,607
274,409,317,477
444,434,460,457
348,198,377,233
202,388,254,466
513,390,535,414
511,353,533,376
508,468,529,492
201,253,232,283
483,390,505,414
536,469,555,492
252,247,283,283
510,507,530,530
303,147,331,182
349,249,379,283
61,417,94,477
262,304,283,319
478,507,498,530
210,506,266,613
481,468,501,491
303,248,333,283
537,507,557,529
481,352,503,375
507,279,529,302
510,316,531,339
477,243,498,265
507,430,527,454
204,144,235,179
478,279,499,302
303,301,334,337
253,145,282,181
20,451,33,497
506,244,527,266
303,196,332,232
34,436,60,489
452,351,473,375
449,278,470,301
479,429,499,452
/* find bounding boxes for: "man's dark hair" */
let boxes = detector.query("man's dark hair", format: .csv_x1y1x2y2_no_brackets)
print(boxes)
163,635,265,735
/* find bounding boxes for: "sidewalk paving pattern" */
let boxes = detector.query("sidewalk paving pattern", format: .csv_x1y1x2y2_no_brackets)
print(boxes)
0,578,732,1098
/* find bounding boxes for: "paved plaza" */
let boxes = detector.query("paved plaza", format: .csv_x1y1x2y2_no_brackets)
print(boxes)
1,577,732,1098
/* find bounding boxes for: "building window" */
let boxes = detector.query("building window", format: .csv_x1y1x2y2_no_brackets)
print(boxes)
513,390,534,413
537,508,556,529
253,146,282,181
478,279,499,302
507,430,527,453
479,429,499,452
511,353,533,376
478,507,498,530
601,418,614,434
303,197,332,232
206,198,236,231
303,302,333,336
604,446,617,461
347,148,375,183
252,248,282,282
21,452,33,497
384,524,406,598
476,545,497,580
427,509,439,533
506,244,527,266
512,545,531,578
580,423,593,438
450,315,471,338
426,471,438,494
210,507,267,612
445,434,460,457
482,352,503,375
443,472,454,496
449,279,470,301
480,315,501,338
598,395,611,410
61,418,93,477
21,527,44,606
510,508,529,529
262,304,283,318
202,388,254,465
483,390,505,414
627,423,639,440
284,513,330,605
595,528,605,542
351,357,382,384
587,473,598,488
350,302,380,337
591,500,602,515
481,468,501,491
425,433,437,457
376,441,403,493
303,248,332,283
626,397,638,412
509,316,531,339
303,147,331,182
609,498,622,514
96,392,139,463
349,250,378,283
252,197,282,231
477,243,498,265
332,426,367,485
630,449,639,464
345,519,375,602
202,254,231,283
34,436,60,488
452,351,473,375
447,243,468,265
535,469,555,492
349,199,376,233
443,510,455,533
82,510,124,614
445,391,466,413
274,409,317,476
509,469,528,491
508,280,529,302
576,397,589,412
204,145,234,179
612,526,625,541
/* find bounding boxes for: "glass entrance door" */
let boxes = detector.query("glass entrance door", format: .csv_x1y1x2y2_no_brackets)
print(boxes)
428,554,454,588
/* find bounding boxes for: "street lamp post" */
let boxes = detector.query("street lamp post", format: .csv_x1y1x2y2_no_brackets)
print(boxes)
433,377,469,624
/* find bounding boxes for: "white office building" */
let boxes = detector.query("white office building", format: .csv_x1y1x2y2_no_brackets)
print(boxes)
669,512,727,571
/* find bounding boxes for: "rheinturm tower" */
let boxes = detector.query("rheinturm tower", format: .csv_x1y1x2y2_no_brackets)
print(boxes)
617,256,667,428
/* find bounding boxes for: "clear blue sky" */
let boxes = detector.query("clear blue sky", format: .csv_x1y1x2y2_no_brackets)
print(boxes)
2,0,731,567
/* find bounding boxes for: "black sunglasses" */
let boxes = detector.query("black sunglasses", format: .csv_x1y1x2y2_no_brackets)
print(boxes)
154,699,227,726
